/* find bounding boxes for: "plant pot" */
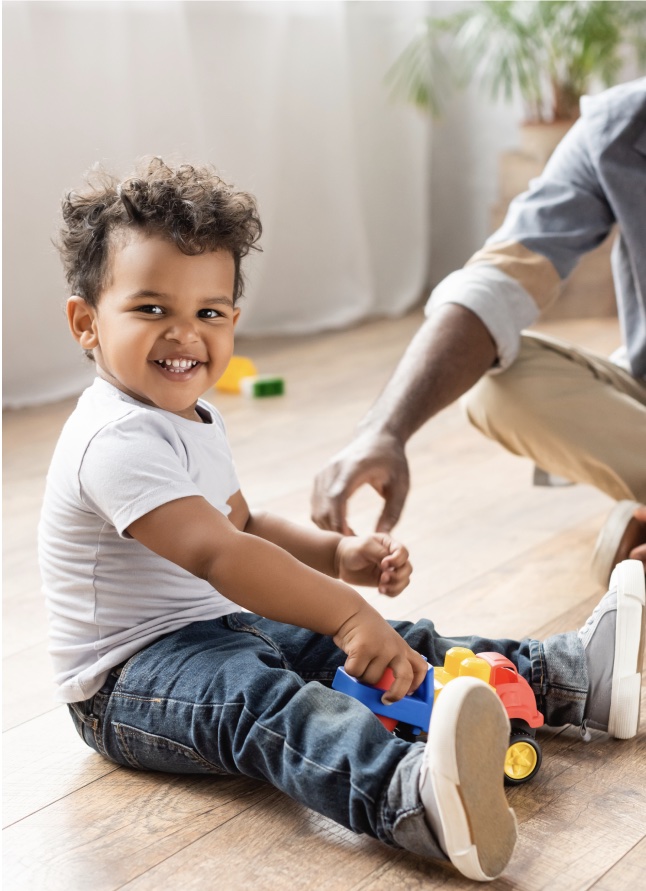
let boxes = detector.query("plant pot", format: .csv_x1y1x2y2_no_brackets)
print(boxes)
519,119,576,164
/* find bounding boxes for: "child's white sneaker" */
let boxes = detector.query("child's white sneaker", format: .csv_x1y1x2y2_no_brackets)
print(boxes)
418,676,517,882
579,558,646,739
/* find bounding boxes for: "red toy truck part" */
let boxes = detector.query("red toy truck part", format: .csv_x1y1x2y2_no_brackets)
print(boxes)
475,652,544,729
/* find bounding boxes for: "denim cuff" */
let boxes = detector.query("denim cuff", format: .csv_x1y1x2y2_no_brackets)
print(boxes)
379,744,447,861
530,632,588,727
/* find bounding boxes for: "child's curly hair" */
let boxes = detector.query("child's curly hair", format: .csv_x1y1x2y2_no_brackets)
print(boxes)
57,157,262,307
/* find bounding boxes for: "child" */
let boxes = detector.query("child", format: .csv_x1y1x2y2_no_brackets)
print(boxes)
39,158,646,883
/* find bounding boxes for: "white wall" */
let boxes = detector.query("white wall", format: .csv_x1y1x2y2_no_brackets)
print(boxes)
429,88,522,284
2,1,522,409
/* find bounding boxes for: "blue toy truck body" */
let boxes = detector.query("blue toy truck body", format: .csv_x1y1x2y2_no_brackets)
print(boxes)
332,664,434,736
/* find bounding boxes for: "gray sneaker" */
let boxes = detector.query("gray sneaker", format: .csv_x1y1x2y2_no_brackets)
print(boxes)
579,559,646,739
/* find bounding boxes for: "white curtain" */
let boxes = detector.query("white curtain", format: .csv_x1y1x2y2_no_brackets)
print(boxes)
3,0,432,408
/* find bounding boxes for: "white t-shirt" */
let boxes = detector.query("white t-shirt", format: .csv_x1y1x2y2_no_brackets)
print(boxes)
38,377,241,703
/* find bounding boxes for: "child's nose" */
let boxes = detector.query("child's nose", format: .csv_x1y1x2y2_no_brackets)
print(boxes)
164,320,199,343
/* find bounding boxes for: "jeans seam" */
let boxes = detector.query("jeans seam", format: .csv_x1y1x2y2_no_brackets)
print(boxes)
93,719,109,758
110,694,164,704
547,687,587,698
112,693,247,708
530,636,588,722
377,751,426,847
378,795,405,845
530,639,546,714
68,700,99,732
300,671,336,684
114,722,143,769
225,615,293,669
241,702,377,805
116,650,146,689
89,692,110,758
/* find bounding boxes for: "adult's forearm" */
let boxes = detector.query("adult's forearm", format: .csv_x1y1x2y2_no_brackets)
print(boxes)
360,304,497,444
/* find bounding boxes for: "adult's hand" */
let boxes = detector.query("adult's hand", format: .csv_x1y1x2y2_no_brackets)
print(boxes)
311,430,410,535
312,305,497,536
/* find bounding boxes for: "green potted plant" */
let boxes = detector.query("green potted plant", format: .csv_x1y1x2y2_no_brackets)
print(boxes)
388,0,646,161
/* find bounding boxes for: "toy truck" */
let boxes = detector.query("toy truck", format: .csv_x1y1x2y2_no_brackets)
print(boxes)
332,662,435,737
332,646,544,785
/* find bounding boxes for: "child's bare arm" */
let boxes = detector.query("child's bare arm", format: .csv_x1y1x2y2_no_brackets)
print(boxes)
229,491,412,596
228,489,342,576
127,495,426,702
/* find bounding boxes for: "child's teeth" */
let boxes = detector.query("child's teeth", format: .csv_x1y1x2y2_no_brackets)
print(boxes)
159,359,198,371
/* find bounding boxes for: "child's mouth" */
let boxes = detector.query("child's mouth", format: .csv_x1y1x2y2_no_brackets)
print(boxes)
154,359,202,375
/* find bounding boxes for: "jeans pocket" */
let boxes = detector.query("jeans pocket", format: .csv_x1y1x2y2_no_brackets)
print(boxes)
112,723,228,775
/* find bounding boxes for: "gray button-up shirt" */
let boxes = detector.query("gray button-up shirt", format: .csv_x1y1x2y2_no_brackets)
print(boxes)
427,77,646,380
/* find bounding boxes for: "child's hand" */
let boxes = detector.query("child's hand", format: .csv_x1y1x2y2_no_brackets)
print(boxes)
335,533,411,596
333,603,428,703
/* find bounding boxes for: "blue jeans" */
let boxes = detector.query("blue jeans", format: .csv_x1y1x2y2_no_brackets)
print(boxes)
68,614,587,860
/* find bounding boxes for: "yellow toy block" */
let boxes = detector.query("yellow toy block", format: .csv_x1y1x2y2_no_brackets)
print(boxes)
215,356,258,393
433,647,492,702
443,646,476,678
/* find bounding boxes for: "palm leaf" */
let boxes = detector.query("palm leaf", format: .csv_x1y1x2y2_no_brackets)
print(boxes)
387,0,646,122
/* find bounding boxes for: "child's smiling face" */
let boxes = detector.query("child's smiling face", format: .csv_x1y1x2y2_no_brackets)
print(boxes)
68,233,240,420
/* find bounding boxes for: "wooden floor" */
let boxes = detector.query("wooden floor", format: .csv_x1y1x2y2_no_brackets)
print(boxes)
3,310,645,890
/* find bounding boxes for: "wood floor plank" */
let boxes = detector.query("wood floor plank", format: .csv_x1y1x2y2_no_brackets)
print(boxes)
3,771,272,891
402,514,607,637
2,641,58,731
588,837,646,889
2,707,117,827
118,794,396,891
502,730,646,890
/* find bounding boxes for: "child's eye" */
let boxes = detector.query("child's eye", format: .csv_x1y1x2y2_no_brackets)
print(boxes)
136,304,164,315
197,308,223,319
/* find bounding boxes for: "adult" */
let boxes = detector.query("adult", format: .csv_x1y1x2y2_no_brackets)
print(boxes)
312,78,646,584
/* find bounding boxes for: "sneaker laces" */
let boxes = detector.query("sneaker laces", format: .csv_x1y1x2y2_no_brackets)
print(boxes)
579,608,599,638
578,589,616,643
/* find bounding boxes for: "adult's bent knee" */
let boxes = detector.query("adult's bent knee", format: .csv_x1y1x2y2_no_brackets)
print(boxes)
462,370,529,441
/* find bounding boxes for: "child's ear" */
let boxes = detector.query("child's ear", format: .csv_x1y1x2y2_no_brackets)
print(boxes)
233,307,241,328
67,296,99,351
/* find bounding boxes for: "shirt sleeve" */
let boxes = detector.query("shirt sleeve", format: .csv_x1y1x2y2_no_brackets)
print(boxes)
78,412,202,537
426,111,616,370
200,401,241,500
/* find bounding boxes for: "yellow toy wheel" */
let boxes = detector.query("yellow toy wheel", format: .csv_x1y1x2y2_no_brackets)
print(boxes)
504,733,542,785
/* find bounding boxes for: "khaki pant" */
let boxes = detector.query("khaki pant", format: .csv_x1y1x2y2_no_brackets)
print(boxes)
463,332,646,503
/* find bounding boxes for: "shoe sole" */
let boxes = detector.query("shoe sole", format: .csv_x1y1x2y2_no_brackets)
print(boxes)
423,677,518,881
609,559,646,739
591,501,641,588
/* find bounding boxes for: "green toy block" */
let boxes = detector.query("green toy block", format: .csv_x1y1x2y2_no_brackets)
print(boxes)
240,375,285,398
